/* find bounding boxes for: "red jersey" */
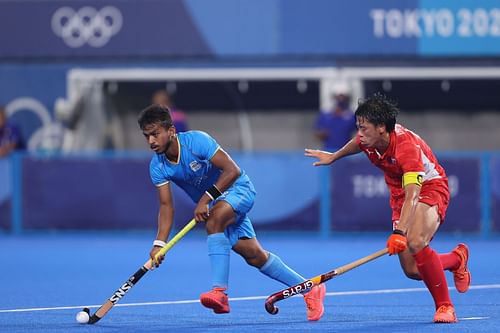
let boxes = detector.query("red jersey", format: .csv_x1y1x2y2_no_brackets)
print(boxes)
357,124,450,222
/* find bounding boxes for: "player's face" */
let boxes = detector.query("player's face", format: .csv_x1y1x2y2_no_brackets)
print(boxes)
142,122,175,154
356,116,385,148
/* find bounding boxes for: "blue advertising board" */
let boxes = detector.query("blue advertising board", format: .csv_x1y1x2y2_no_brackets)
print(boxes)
0,0,499,58
0,158,12,229
0,152,492,233
329,155,481,232
491,155,500,232
15,152,320,231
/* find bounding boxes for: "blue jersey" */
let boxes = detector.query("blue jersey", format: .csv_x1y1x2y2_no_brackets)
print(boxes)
149,131,249,203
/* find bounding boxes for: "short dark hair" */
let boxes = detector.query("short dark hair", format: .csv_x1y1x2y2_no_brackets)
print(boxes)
355,93,399,132
138,104,173,130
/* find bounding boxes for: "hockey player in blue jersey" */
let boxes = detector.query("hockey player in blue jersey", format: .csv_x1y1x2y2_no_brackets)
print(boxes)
138,104,325,320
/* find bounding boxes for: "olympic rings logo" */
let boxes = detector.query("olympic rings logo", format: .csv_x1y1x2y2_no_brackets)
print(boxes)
51,6,123,48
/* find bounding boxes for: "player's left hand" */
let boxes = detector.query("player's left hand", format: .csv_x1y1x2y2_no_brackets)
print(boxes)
386,230,407,255
304,149,335,166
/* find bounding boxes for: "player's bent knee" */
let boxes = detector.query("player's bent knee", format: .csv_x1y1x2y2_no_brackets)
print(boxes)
407,238,427,254
205,220,225,234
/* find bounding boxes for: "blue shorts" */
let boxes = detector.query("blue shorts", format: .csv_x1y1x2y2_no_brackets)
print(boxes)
213,176,256,246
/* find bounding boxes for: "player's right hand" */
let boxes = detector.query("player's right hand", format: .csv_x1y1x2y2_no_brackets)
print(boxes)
150,246,165,268
194,202,210,222
386,230,407,255
304,149,335,166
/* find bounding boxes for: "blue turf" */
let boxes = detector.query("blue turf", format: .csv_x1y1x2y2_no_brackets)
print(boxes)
1,232,499,332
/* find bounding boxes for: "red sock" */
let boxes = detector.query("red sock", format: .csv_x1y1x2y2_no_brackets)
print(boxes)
439,252,460,271
413,246,452,309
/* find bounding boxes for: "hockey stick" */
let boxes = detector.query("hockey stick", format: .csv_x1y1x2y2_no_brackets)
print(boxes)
264,248,388,315
83,219,197,324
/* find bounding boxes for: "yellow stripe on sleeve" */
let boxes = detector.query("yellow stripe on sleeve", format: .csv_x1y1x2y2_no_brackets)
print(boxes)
402,172,423,187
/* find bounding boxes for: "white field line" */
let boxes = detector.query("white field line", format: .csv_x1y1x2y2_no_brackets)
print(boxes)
1,284,499,314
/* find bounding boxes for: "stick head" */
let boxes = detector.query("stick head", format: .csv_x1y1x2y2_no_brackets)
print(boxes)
265,300,279,315
88,314,101,325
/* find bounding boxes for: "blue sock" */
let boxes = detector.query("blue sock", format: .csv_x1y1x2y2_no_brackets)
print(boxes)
207,233,231,289
259,252,305,286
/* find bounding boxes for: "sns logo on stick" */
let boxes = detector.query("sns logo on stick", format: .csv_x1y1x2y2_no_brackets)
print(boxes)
109,276,136,304
282,280,315,299
51,6,123,48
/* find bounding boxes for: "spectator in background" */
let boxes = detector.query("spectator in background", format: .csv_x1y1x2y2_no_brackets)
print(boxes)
314,82,356,150
152,90,189,133
0,106,25,157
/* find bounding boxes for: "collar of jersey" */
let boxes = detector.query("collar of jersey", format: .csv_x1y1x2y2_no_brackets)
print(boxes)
165,137,181,165
376,130,396,160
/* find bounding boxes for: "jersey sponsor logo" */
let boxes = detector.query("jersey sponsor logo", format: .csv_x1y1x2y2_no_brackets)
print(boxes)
282,280,314,299
51,6,123,48
189,160,202,172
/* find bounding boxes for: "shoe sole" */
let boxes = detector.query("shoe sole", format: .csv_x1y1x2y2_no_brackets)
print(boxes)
434,315,458,324
200,297,230,314
434,318,458,323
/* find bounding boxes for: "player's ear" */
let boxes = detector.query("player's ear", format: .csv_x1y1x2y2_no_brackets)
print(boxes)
376,123,385,134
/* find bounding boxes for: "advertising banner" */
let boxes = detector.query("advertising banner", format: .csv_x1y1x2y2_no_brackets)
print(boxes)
18,152,320,231
330,155,481,232
491,155,500,232
1,0,499,58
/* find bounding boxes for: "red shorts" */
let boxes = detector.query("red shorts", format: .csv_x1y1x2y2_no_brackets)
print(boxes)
391,180,450,228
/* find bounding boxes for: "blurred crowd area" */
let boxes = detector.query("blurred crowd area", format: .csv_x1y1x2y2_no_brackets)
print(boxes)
1,1,500,155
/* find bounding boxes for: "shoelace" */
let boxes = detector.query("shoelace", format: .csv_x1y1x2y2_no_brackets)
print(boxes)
436,305,451,314
455,269,467,279
453,252,467,278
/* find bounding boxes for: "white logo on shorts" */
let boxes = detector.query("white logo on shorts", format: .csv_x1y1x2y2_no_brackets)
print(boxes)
51,6,123,48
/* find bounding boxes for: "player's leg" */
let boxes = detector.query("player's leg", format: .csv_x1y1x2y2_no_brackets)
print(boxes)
401,202,457,323
435,244,470,292
231,225,326,321
200,201,238,314
420,188,471,293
